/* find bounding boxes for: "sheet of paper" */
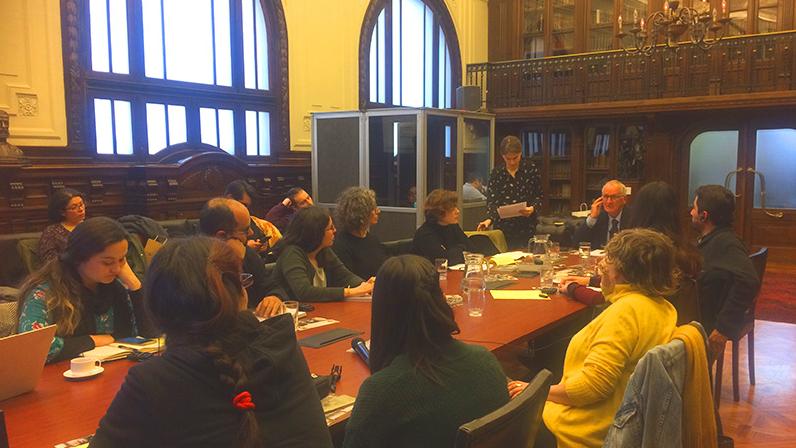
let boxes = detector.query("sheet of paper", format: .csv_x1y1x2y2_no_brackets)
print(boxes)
490,251,529,266
490,289,551,300
590,249,606,257
497,201,527,219
80,345,129,361
448,263,465,271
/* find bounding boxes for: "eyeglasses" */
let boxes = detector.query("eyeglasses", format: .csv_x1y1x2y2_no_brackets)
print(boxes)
65,202,86,212
601,194,625,201
240,273,254,289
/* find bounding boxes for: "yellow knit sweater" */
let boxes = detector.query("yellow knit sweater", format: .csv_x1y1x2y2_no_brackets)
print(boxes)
542,284,677,448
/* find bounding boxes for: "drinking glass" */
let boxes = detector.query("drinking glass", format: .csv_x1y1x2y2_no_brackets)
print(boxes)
284,300,299,330
435,258,448,281
578,242,592,272
549,242,561,261
463,276,486,317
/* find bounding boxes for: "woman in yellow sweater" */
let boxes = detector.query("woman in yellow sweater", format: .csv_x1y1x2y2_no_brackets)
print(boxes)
509,228,679,448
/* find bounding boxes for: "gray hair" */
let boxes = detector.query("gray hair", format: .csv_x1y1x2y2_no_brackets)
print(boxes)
335,187,377,233
603,179,628,195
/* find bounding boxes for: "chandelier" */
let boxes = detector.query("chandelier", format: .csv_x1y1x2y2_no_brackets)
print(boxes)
616,0,732,55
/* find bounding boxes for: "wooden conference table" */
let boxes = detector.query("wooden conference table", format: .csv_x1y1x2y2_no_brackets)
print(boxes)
1,260,589,448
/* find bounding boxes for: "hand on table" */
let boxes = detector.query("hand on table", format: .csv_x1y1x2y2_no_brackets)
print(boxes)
255,296,285,319
346,282,373,297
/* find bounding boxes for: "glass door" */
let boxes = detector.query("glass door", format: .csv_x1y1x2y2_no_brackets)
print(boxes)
523,0,546,59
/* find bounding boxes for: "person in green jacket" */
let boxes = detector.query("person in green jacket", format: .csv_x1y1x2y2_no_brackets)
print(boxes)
273,206,373,302
343,255,509,448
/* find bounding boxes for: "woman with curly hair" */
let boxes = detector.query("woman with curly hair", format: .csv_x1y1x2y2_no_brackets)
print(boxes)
332,187,389,279
91,237,332,447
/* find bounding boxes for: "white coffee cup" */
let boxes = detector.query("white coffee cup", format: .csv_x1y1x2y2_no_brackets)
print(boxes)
70,357,101,375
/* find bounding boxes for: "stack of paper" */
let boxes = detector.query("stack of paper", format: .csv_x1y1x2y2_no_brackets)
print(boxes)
80,337,164,361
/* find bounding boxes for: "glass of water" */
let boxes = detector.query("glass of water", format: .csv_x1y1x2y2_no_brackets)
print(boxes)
462,276,486,317
578,242,592,272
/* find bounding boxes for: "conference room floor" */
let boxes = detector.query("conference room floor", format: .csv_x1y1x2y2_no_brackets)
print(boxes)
1,268,589,447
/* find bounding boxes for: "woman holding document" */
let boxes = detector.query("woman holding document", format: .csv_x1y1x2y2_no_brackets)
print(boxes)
477,135,543,249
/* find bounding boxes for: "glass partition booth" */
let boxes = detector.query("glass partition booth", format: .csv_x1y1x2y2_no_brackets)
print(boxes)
312,108,495,241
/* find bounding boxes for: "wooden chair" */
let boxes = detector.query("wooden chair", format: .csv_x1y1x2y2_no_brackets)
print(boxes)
454,369,552,448
714,247,768,406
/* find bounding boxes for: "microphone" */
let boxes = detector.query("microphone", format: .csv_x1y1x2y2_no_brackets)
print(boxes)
351,337,370,367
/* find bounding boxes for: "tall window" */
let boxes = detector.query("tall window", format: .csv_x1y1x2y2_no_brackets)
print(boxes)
65,0,287,158
361,0,462,109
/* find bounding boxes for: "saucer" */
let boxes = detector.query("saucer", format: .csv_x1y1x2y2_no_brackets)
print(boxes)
63,366,104,380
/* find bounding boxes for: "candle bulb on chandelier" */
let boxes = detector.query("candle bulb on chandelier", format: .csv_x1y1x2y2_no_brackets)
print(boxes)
713,7,717,22
640,17,645,31
722,0,727,16
633,9,638,24
618,15,623,29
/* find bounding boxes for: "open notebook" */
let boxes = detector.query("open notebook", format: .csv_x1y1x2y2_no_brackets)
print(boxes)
80,337,165,362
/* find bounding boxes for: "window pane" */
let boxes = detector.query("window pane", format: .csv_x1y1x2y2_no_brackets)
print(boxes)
377,10,386,103
218,109,235,154
258,111,270,156
754,129,796,209
94,99,114,154
444,43,452,108
369,25,378,102
200,107,218,147
242,0,256,89
758,5,778,34
89,0,110,72
255,0,270,90
423,6,433,107
214,0,232,86
168,105,187,145
108,0,129,74
114,100,133,155
392,0,402,104
688,131,739,201
401,0,424,107
369,115,417,208
163,0,214,84
146,103,168,154
438,28,445,107
245,110,258,155
142,0,165,78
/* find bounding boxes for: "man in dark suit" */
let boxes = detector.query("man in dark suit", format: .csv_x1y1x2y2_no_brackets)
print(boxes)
573,180,628,249
690,185,760,360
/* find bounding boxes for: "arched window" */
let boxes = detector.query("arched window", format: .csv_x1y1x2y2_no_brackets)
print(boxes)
359,0,462,109
61,0,289,159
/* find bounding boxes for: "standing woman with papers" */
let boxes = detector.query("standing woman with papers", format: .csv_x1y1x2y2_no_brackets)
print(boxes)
91,237,332,448
477,135,543,249
17,217,154,363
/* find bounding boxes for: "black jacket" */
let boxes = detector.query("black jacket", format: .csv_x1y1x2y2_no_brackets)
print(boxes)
413,220,472,266
91,313,333,448
572,210,620,250
697,227,760,339
243,246,286,307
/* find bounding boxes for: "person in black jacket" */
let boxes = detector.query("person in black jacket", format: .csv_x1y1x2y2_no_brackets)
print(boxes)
199,198,286,318
91,237,333,448
572,179,628,250
413,189,473,266
690,185,760,360
332,186,389,279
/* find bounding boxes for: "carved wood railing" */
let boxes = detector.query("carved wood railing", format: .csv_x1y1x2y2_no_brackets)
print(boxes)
467,31,796,110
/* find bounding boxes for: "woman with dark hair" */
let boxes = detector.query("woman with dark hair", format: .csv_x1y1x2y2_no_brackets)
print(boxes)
90,237,332,448
509,229,678,448
477,135,543,249
332,187,389,278
412,189,474,266
17,217,151,363
273,206,373,302
342,255,509,448
560,181,702,323
38,188,87,263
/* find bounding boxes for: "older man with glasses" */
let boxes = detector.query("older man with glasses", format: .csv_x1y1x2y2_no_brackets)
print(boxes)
573,180,628,250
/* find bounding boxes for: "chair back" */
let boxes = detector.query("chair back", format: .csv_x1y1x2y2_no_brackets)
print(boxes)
16,239,41,276
454,369,553,448
749,247,768,284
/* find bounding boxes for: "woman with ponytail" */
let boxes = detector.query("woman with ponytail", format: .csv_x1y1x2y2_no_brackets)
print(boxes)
17,217,152,363
91,237,332,448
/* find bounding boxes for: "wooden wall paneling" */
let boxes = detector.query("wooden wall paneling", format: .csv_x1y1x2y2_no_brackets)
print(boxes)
488,0,519,61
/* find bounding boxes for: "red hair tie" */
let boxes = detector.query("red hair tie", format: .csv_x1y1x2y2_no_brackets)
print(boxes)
232,391,256,411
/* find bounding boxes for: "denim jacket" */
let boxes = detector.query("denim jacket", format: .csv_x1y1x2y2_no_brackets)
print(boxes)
602,338,687,448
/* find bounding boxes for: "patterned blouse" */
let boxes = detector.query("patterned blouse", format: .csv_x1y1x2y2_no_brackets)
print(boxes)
38,224,71,264
17,281,139,363
485,158,543,247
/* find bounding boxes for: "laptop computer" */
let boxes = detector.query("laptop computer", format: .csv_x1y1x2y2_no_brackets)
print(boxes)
0,324,57,401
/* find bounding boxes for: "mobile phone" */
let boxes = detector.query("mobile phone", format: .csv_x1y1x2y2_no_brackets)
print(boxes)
117,336,152,345
299,303,315,312
540,287,558,295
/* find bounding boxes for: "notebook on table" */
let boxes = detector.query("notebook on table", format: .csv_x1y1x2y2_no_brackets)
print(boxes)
80,337,164,362
0,324,57,401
